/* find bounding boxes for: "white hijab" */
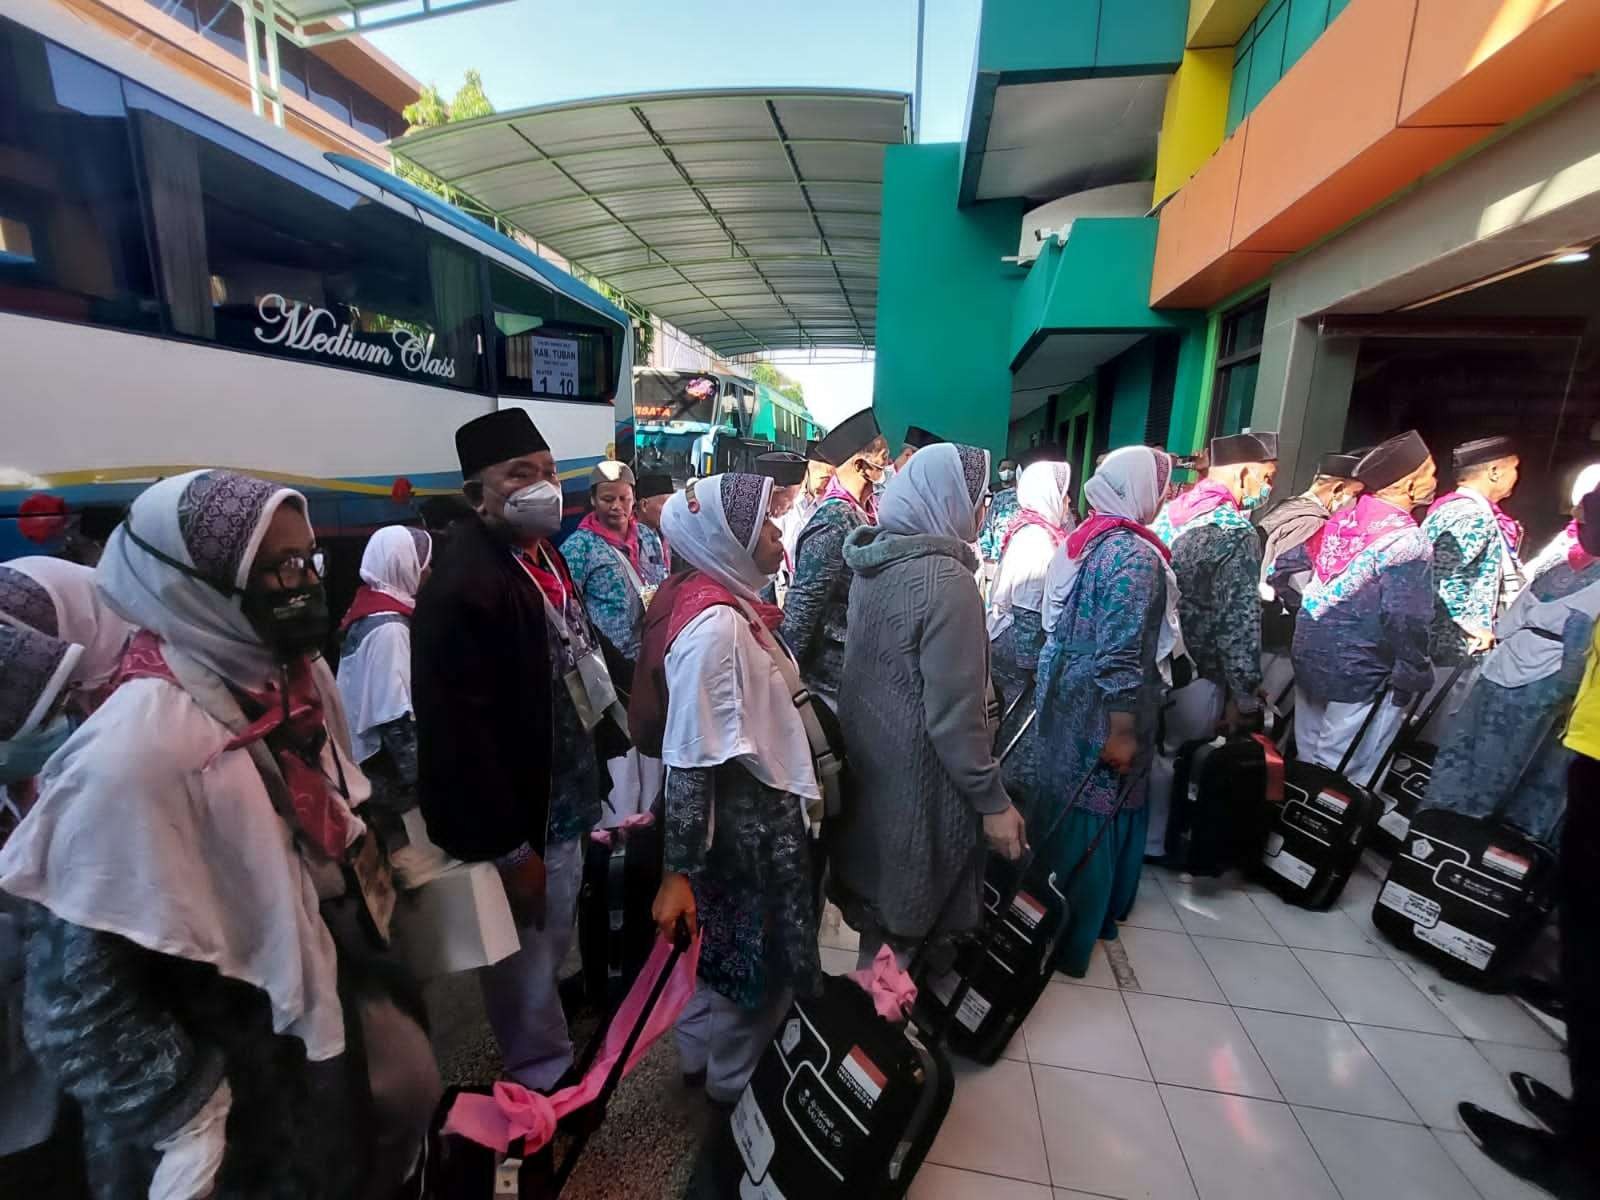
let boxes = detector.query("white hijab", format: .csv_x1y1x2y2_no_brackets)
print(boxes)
1041,446,1184,672
0,469,362,1061
659,473,774,601
358,525,431,605
339,526,432,763
876,442,991,542
658,473,820,801
988,461,1074,640
0,558,133,694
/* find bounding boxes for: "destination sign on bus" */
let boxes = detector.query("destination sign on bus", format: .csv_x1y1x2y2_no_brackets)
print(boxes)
253,294,456,380
532,335,579,396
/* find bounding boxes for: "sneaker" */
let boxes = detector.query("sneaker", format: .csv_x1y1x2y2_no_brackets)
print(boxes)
1458,1104,1594,1199
1510,1072,1572,1137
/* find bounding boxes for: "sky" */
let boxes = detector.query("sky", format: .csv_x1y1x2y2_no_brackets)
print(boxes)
370,0,984,427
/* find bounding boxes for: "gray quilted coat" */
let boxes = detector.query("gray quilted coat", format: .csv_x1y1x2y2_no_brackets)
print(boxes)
829,527,1009,944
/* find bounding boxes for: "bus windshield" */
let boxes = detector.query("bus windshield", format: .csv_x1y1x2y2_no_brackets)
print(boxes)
634,370,735,428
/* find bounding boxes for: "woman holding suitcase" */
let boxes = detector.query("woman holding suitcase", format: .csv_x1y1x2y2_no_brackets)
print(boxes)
1036,446,1181,977
635,474,822,1107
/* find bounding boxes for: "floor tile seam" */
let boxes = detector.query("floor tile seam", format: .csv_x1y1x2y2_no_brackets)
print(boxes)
1423,1126,1496,1200
1155,1081,1343,1200
1024,1036,1057,1192
1344,1020,1522,1140
920,1157,1058,1193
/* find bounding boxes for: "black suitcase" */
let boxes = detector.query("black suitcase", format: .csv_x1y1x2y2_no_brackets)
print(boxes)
914,757,1147,1065
1164,734,1281,876
1369,663,1470,853
428,924,692,1198
696,733,1143,1195
577,811,663,1009
1257,696,1389,909
1372,810,1559,987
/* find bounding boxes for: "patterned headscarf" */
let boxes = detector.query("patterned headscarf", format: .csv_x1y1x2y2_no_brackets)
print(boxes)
0,568,58,637
660,473,776,602
98,469,307,687
0,557,135,693
0,625,80,741
877,442,993,543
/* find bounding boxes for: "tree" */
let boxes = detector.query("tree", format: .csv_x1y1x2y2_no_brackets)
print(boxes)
751,361,805,407
403,70,494,131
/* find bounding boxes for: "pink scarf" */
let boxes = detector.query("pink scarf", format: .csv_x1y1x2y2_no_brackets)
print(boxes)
1066,514,1171,564
1001,510,1067,557
1561,521,1596,571
820,474,876,522
1163,478,1237,528
578,512,643,576
1308,494,1416,583
1428,490,1522,554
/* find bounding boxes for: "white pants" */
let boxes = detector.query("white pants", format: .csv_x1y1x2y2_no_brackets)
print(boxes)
603,750,664,823
674,984,792,1104
478,837,584,1090
1293,690,1408,787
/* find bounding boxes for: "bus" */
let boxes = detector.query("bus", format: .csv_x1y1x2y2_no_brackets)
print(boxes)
630,368,821,481
0,1,633,579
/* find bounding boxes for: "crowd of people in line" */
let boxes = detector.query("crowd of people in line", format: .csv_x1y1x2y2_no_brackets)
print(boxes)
0,404,1595,1199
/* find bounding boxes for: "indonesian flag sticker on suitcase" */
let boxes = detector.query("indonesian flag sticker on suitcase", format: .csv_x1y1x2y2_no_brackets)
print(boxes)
1258,696,1389,909
1372,810,1557,985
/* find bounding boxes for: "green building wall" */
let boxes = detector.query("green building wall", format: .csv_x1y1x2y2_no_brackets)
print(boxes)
872,142,1026,454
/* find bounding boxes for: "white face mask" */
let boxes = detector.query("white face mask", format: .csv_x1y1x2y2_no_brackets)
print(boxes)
502,480,565,540
999,468,1016,485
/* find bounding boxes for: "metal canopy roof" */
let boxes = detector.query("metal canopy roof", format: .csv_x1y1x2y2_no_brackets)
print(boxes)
392,88,910,357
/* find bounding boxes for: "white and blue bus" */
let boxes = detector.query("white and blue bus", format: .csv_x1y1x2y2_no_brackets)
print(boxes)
0,1,633,576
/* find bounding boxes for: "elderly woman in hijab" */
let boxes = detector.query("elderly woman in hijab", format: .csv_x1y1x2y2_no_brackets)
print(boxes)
1036,446,1179,977
337,524,432,823
1523,462,1600,581
831,444,1028,968
0,469,438,1199
987,460,1075,815
1419,487,1600,846
630,474,820,1105
0,556,134,715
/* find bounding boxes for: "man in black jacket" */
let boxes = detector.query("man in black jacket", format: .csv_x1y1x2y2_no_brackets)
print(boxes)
412,408,602,1089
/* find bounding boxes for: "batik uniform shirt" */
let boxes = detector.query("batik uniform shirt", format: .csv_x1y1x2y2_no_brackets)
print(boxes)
978,486,1020,566
779,498,868,699
1421,493,1522,663
1035,529,1168,817
1151,503,1263,702
560,523,670,662
1272,527,1434,703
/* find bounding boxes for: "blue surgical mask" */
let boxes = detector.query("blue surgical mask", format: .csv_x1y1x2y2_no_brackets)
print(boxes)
0,714,73,784
1244,482,1272,511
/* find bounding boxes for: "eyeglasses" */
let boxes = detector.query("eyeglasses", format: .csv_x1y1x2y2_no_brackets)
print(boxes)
254,550,325,589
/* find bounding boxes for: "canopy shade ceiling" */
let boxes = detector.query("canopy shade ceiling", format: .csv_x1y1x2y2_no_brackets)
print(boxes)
392,88,910,356
269,0,515,47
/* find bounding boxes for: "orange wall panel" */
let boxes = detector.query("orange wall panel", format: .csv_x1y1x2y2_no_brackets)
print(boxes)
1156,249,1287,308
1400,0,1600,127
1238,124,1489,253
1231,0,1420,252
1151,120,1247,302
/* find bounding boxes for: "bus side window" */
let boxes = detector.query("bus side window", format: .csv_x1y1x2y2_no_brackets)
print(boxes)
489,263,613,402
121,82,484,392
0,25,160,333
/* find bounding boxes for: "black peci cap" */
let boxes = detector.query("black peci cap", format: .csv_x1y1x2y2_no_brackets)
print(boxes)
903,425,945,451
756,452,807,486
1210,431,1278,467
635,472,675,500
1452,436,1517,470
1356,430,1432,490
1317,452,1363,479
813,409,882,467
455,409,549,479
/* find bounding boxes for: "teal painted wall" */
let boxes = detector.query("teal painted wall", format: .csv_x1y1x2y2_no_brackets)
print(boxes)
873,143,1027,455
1108,340,1154,450
1226,0,1350,135
975,0,1187,77
1007,405,1052,459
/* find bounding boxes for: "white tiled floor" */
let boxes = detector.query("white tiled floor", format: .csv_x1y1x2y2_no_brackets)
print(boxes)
871,862,1570,1200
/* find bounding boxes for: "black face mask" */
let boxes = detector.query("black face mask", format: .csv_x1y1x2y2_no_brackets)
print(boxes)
241,583,331,660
